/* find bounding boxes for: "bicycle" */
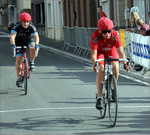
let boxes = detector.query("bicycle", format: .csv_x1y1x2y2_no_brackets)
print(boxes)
95,56,128,127
13,46,39,95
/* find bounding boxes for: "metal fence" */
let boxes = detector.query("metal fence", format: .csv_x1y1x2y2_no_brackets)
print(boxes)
62,26,97,57
62,26,150,75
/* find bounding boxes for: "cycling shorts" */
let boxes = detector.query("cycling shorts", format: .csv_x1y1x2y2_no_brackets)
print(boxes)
97,47,119,65
16,38,35,57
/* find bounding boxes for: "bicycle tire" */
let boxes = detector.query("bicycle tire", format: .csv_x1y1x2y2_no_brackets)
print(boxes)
27,62,30,79
24,59,28,95
108,75,118,127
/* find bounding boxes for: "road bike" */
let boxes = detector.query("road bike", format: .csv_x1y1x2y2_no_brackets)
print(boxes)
95,56,128,127
13,46,39,95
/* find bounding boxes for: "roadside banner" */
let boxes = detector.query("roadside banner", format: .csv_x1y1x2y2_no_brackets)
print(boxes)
130,33,150,68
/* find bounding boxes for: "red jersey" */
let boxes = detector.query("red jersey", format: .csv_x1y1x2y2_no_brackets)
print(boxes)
100,11,107,18
91,30,122,55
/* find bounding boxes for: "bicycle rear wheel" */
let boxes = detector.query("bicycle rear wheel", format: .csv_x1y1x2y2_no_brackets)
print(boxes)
24,59,28,95
108,75,118,127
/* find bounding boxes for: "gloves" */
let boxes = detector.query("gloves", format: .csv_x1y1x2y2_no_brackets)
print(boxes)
124,62,131,71
93,66,96,72
123,64,128,70
35,44,40,50
93,61,99,72
11,44,16,50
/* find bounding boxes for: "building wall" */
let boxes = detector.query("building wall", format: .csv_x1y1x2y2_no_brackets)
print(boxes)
62,0,97,27
99,0,134,29
99,0,110,18
44,0,64,40
117,0,126,28
0,0,11,29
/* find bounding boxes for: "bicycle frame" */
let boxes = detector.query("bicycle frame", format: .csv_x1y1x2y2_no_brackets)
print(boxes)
96,57,128,100
13,46,30,78
13,45,39,95
95,56,128,127
21,51,30,78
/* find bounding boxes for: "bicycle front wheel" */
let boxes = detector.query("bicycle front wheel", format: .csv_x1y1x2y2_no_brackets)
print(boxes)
100,88,107,119
24,59,28,95
108,75,118,127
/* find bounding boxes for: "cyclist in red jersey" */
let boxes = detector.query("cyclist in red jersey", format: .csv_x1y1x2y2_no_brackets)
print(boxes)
97,6,107,18
91,17,129,109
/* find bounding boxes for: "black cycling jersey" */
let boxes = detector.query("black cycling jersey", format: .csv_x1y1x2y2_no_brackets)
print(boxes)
11,22,37,45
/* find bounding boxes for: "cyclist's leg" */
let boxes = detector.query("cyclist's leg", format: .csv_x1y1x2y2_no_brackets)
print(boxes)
96,52,105,109
96,52,105,97
112,62,119,81
28,41,36,61
28,39,36,71
96,65,105,97
16,55,23,76
15,48,24,87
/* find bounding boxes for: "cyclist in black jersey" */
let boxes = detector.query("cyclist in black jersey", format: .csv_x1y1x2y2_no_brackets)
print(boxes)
10,12,40,87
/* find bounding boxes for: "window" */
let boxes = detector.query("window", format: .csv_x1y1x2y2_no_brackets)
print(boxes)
36,3,45,25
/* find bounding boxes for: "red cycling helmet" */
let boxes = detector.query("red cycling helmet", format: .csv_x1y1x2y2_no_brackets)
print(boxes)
98,17,113,30
20,12,31,22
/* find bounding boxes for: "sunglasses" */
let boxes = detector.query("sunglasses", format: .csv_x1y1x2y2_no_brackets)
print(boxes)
101,30,112,34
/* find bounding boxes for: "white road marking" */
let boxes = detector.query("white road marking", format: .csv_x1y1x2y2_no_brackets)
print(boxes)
0,106,150,113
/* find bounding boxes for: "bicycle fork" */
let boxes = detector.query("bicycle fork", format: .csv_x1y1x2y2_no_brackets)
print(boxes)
21,58,30,78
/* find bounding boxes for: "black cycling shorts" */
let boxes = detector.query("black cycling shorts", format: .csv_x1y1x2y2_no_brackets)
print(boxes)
16,38,35,57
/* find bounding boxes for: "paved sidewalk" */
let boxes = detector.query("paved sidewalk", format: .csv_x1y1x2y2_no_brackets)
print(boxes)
1,28,150,83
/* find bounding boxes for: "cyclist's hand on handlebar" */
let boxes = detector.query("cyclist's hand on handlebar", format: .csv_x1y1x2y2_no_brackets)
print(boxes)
123,62,132,72
93,61,99,72
11,44,16,51
93,66,96,72
35,44,40,51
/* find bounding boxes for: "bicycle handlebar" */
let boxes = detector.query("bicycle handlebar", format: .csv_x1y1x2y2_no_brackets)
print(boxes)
13,46,39,57
96,58,128,63
95,57,130,72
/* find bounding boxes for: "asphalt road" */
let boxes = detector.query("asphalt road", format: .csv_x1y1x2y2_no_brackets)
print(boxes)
0,32,150,135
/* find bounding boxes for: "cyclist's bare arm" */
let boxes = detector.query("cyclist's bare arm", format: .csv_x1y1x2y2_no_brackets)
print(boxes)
10,32,16,45
91,49,97,65
33,34,40,45
116,47,127,65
